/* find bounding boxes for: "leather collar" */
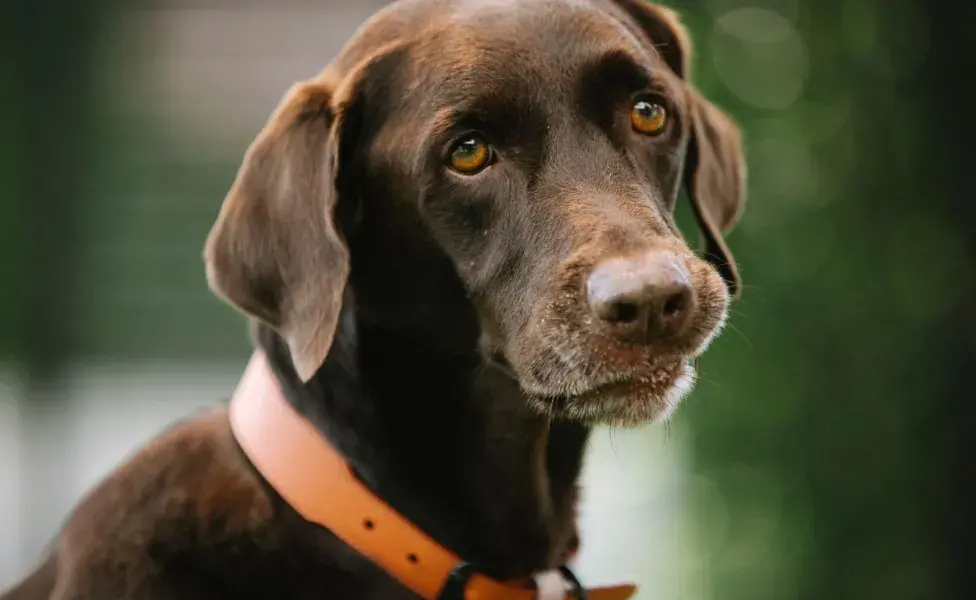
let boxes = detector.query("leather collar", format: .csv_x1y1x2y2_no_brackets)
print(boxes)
229,350,638,600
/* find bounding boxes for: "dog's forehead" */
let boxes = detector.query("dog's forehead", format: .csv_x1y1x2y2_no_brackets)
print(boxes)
440,0,649,68
335,0,656,89
442,0,632,44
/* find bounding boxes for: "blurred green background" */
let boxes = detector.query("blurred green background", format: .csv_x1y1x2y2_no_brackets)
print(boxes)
1,0,974,599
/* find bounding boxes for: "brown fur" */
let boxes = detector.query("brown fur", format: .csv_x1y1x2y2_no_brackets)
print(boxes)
2,0,746,598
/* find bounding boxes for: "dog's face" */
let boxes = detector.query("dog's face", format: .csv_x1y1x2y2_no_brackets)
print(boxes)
205,0,746,427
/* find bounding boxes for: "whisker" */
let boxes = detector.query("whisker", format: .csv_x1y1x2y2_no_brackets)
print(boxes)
661,420,674,446
607,427,621,461
694,373,723,390
724,321,753,351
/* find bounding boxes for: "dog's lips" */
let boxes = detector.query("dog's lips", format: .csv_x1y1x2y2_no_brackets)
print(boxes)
545,359,695,425
565,360,685,402
489,344,694,423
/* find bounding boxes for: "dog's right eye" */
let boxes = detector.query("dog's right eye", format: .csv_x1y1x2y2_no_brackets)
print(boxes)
447,135,493,175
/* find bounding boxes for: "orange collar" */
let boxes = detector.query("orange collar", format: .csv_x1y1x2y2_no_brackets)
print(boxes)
229,350,637,600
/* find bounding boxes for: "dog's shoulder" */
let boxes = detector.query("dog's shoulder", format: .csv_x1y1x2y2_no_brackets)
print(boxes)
61,405,275,546
3,406,406,600
49,407,282,598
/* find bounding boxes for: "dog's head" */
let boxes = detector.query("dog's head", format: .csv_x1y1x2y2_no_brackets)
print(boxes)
205,0,746,427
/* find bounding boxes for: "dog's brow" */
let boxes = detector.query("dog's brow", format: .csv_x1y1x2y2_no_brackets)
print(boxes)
428,107,457,140
581,48,666,93
422,92,536,142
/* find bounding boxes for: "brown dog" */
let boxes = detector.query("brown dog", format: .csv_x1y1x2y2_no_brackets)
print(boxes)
1,0,745,598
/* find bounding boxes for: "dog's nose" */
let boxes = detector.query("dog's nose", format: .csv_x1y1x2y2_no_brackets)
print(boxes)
586,251,695,344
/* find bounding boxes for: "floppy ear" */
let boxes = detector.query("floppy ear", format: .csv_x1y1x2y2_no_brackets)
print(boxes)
683,88,746,297
615,1,747,297
204,80,350,381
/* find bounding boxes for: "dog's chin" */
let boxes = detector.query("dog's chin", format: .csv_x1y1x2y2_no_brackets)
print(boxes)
483,341,699,427
525,360,697,428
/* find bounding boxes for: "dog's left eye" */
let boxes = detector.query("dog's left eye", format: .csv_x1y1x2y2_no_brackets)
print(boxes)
448,135,493,174
630,100,667,135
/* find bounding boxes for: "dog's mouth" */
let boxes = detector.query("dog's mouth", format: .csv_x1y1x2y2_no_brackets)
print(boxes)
563,360,685,403
486,348,694,426
538,359,694,426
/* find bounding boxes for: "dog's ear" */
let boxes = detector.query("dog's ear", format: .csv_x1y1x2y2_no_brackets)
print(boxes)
204,80,351,381
683,87,746,297
615,2,747,297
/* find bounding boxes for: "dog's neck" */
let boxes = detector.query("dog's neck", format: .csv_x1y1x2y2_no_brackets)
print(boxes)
252,305,589,578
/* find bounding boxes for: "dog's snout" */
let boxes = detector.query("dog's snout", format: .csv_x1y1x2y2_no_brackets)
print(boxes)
586,251,695,344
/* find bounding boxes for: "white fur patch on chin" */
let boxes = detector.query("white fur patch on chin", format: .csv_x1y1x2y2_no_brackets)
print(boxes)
652,361,697,423
532,360,699,427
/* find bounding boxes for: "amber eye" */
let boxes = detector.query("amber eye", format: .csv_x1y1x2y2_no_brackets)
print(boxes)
448,135,492,174
630,100,667,135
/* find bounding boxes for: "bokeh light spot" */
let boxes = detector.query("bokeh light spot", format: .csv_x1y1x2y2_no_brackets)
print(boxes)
711,7,808,110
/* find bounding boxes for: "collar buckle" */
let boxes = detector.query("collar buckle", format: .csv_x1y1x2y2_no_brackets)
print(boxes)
436,562,483,600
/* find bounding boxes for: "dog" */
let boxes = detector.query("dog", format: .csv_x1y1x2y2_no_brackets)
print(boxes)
1,0,745,598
